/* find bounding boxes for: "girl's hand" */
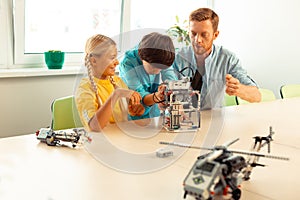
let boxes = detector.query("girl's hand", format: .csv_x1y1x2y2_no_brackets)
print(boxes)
129,91,142,105
114,89,141,104
128,91,144,116
128,103,145,116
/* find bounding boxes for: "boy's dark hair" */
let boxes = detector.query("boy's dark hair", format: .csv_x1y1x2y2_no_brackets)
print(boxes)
138,32,175,69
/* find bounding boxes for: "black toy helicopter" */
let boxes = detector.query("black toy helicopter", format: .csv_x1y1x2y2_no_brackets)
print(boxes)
160,127,289,200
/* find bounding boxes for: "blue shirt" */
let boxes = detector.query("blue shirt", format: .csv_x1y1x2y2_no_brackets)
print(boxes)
173,44,257,109
119,46,178,119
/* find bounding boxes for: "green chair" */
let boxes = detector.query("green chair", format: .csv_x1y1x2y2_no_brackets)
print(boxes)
280,84,300,99
223,94,237,106
51,95,83,130
236,88,276,105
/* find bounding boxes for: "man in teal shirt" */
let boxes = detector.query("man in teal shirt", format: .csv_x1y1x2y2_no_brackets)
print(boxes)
173,8,261,109
119,32,178,119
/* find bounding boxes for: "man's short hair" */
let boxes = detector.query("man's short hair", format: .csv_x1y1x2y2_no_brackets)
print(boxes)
138,32,175,69
189,8,219,32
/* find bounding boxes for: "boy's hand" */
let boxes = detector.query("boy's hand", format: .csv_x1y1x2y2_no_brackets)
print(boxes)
154,84,166,102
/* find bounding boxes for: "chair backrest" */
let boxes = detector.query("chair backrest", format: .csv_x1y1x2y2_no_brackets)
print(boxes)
236,88,276,105
223,94,237,106
280,84,300,99
51,95,83,130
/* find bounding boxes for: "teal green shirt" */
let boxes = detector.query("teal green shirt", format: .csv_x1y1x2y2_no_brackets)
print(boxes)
119,46,178,119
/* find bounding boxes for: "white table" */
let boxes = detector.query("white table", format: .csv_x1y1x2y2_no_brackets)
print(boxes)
1,98,299,200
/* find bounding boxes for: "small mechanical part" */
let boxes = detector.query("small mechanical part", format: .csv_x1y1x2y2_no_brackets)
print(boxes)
156,147,174,158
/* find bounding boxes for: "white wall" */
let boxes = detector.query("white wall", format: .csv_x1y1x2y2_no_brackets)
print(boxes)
2,0,300,137
0,75,79,138
214,0,300,98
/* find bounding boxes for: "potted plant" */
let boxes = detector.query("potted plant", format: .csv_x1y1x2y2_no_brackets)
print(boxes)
44,50,65,69
167,16,191,48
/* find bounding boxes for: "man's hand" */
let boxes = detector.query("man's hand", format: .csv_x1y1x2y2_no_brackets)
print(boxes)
225,74,241,96
225,74,261,103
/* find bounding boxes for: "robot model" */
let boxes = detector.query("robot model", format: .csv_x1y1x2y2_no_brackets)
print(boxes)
160,127,289,200
36,128,91,148
161,77,201,132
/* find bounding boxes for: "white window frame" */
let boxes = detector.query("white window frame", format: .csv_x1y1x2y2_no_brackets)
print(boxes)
13,0,84,68
0,0,13,69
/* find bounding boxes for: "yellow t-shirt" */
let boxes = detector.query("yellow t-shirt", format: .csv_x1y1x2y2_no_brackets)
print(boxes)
75,75,128,130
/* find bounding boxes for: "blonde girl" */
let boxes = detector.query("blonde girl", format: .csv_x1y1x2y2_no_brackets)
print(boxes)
75,34,144,131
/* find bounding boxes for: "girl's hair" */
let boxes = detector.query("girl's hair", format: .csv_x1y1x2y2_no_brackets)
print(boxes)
189,8,219,32
138,32,175,69
84,34,117,105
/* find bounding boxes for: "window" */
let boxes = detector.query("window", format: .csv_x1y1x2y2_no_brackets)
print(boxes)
14,0,122,67
121,0,209,53
1,0,210,69
130,0,209,30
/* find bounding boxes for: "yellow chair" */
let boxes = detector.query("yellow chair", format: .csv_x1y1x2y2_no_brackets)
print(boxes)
280,84,300,99
51,96,83,130
223,94,237,106
236,88,276,105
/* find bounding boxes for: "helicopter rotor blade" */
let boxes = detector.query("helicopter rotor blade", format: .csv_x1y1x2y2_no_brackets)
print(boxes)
195,150,223,168
159,141,213,151
223,138,240,148
160,141,289,161
207,149,223,161
229,149,289,161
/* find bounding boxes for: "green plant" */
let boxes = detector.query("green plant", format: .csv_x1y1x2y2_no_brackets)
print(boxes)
167,16,190,46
